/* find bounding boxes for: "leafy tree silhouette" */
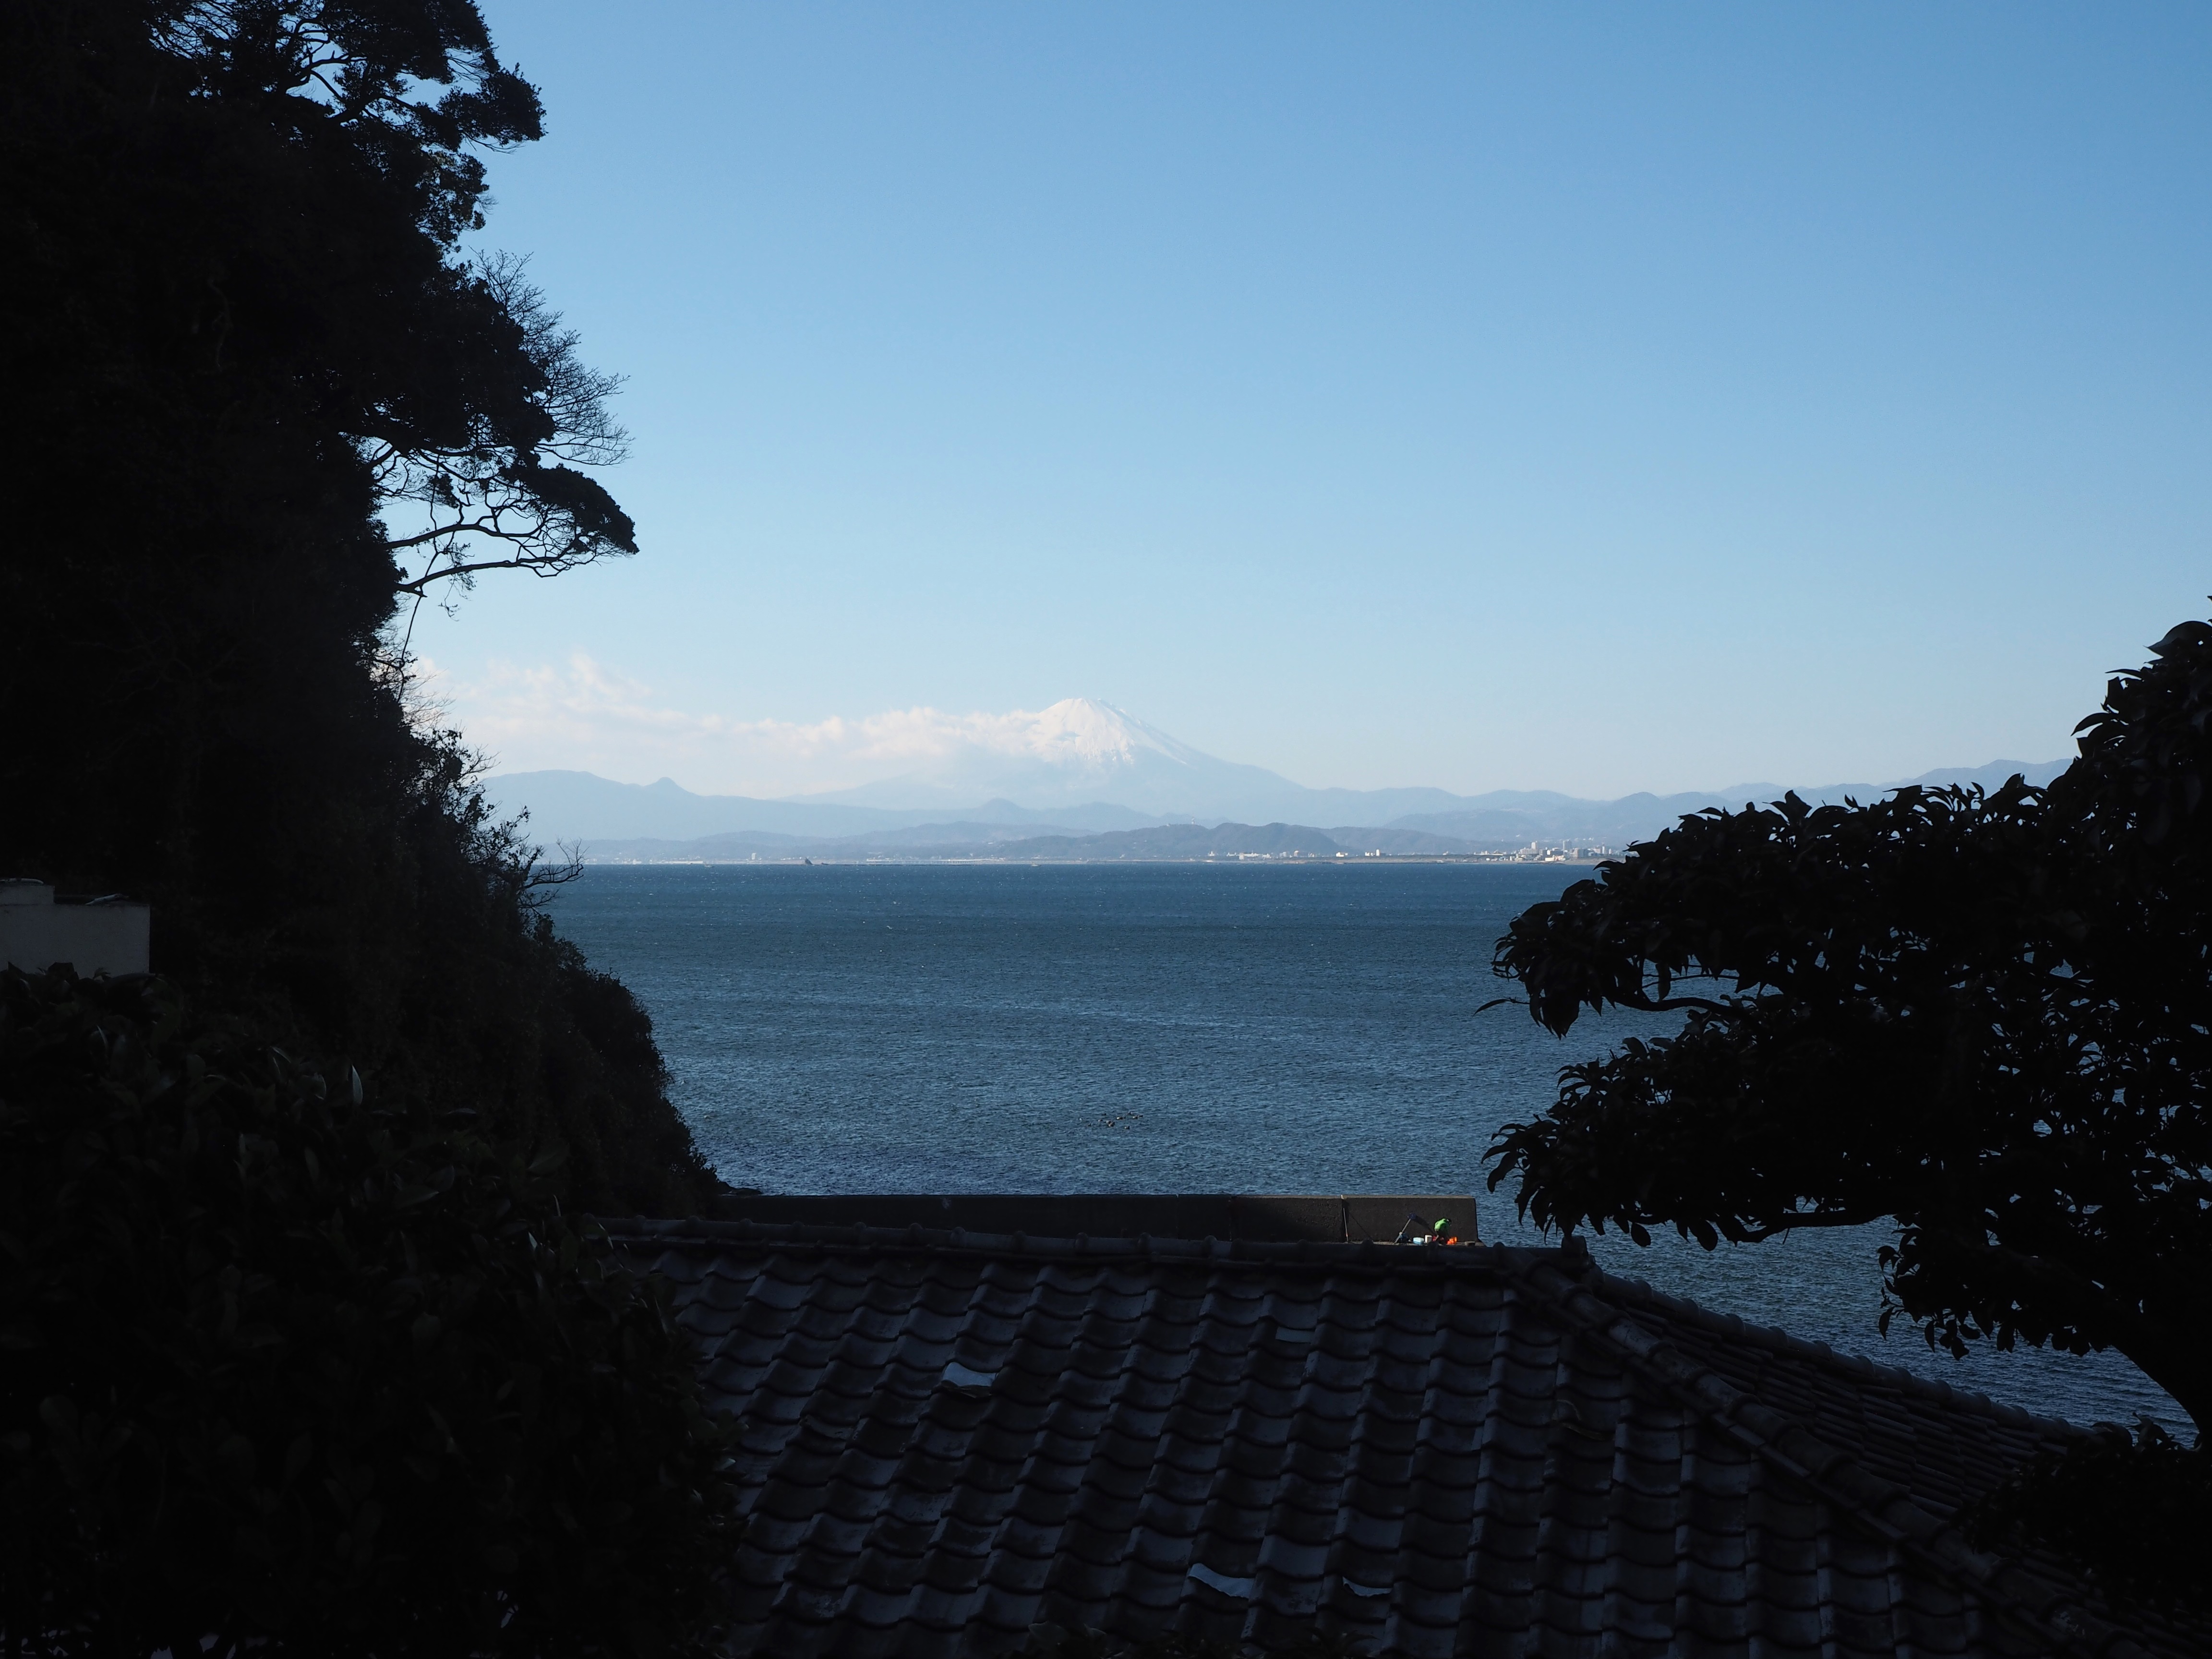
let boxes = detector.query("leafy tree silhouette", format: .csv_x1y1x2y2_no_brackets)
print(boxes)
1489,617,2212,1602
2,2,736,1645
1,0,709,1213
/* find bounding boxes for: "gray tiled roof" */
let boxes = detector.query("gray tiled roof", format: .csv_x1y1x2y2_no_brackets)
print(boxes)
612,1220,2203,1659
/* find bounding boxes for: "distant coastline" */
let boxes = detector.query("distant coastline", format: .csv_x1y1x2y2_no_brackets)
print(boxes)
585,857,1614,867
565,818,1616,867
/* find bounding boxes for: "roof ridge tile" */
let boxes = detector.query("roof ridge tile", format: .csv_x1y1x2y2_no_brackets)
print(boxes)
1574,1255,2069,1436
1490,1246,2152,1659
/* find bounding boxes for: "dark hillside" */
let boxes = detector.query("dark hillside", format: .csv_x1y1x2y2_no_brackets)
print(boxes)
0,0,712,1215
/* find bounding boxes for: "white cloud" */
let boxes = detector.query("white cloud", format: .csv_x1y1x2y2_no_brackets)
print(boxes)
422,654,1166,796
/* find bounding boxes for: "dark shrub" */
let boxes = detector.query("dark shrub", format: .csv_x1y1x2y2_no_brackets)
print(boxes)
0,969,733,1656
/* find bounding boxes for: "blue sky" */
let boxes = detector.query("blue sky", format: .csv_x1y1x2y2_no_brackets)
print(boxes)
419,1,2212,800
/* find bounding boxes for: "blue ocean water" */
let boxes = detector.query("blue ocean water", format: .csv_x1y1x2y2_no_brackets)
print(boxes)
546,861,2180,1431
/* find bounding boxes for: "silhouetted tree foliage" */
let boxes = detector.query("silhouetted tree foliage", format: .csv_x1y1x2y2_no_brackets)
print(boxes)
2,4,733,1640
1489,618,2212,1601
0,968,736,1656
0,0,708,1214
1965,1419,2210,1614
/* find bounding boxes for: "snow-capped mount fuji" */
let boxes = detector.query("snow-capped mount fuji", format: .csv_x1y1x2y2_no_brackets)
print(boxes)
803,697,1322,819
1017,697,1200,769
934,697,1208,781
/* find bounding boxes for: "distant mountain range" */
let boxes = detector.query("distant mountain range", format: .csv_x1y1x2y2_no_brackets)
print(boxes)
481,773,1174,843
485,699,2068,863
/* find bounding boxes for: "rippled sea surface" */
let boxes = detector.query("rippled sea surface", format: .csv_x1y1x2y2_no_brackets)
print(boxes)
546,861,2180,1431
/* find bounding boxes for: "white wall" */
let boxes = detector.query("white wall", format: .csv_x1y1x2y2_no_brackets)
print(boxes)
0,882,151,975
